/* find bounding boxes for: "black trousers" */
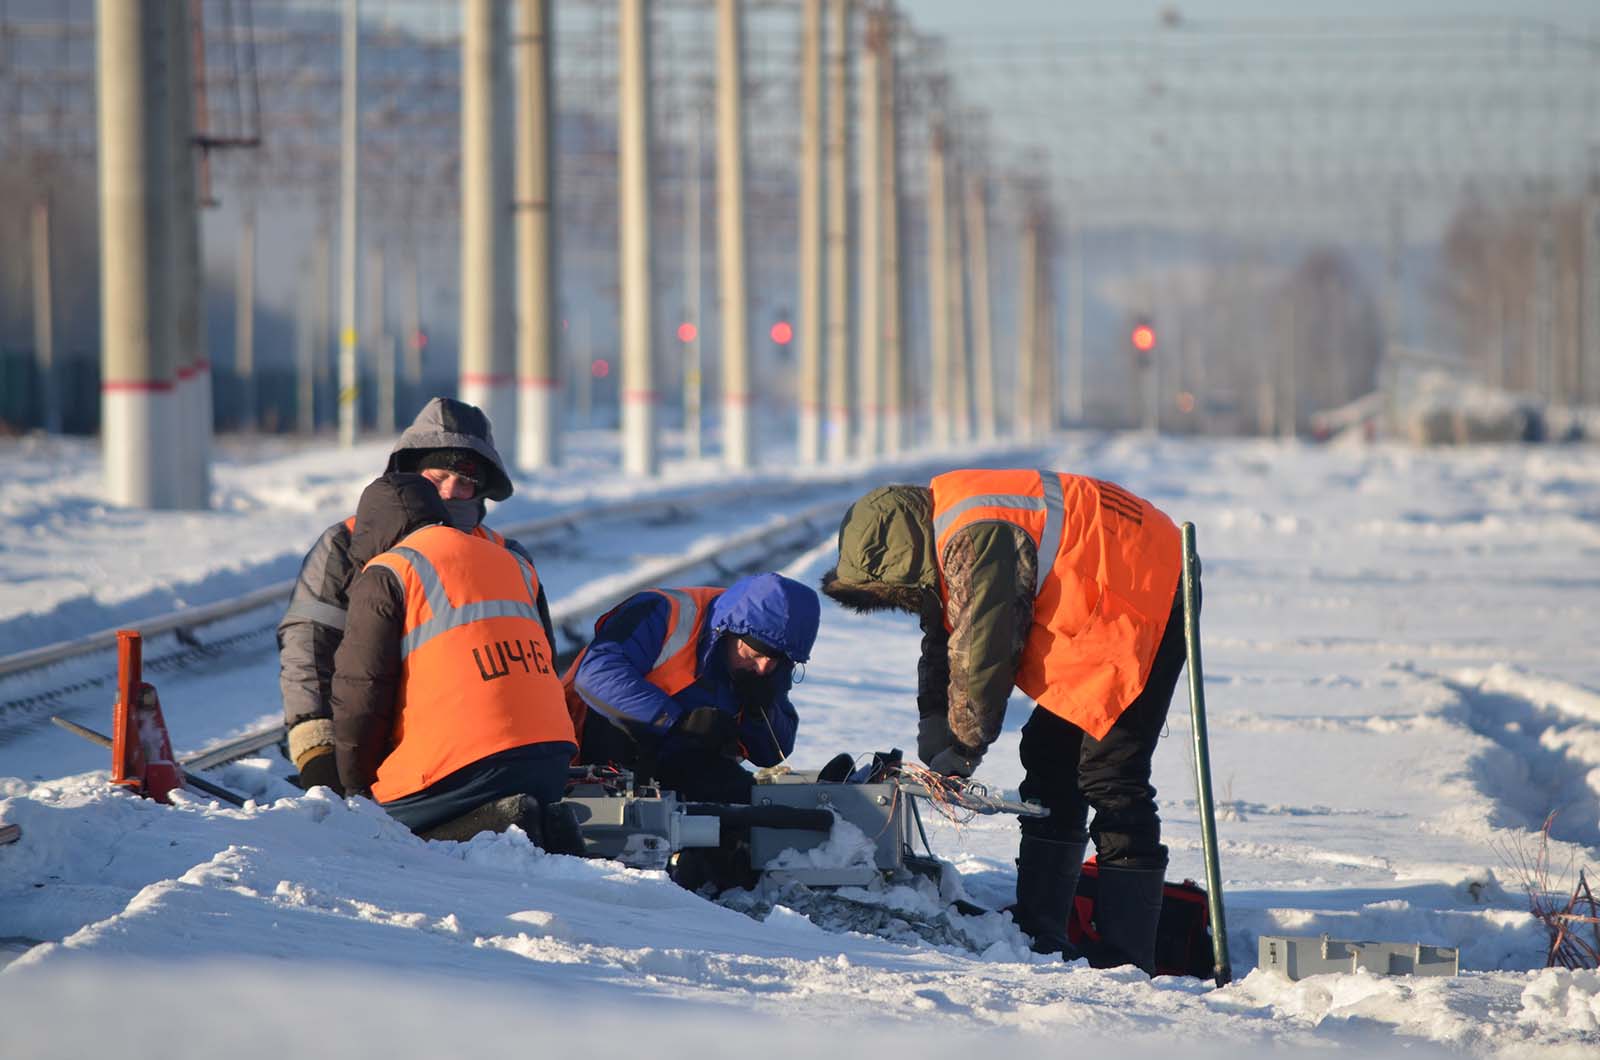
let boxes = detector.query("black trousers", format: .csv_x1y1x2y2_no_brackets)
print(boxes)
1017,591,1189,871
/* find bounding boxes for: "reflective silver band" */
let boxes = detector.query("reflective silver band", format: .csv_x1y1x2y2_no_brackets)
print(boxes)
388,546,452,619
513,554,541,607
652,587,701,669
932,473,1065,600
379,546,543,659
933,493,1046,539
1034,470,1065,597
400,598,547,658
281,598,348,631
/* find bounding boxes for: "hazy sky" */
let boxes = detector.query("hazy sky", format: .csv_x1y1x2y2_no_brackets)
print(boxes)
902,0,1598,34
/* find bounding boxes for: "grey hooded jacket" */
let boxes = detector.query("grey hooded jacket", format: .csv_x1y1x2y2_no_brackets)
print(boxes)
276,398,552,771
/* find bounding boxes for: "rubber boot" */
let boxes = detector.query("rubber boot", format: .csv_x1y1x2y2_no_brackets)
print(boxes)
540,801,588,857
1012,835,1088,955
1086,864,1165,975
420,795,544,845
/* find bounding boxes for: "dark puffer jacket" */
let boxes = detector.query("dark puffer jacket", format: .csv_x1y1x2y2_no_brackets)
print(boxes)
276,398,547,775
329,473,450,795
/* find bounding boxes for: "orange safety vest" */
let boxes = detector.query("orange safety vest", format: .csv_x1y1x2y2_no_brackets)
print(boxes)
343,515,506,548
364,524,573,802
930,469,1181,740
561,586,722,738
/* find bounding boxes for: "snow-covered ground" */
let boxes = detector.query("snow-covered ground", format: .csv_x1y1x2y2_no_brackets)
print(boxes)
3,429,1600,1057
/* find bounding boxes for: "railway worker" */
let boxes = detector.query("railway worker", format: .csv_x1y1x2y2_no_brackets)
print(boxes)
565,572,820,805
819,470,1188,975
277,397,554,796
330,472,576,836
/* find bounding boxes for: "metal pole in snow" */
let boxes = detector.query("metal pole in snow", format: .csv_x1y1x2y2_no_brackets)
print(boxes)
796,0,824,465
618,0,657,476
1181,521,1232,987
716,0,753,470
516,0,559,469
338,0,361,447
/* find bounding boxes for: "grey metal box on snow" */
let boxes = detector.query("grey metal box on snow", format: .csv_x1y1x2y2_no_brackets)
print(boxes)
1258,934,1460,980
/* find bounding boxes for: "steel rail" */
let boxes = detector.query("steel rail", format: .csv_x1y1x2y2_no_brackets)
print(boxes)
162,494,849,773
0,476,847,681
0,447,1037,684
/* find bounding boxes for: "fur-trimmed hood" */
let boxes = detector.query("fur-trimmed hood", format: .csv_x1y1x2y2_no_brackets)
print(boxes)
819,485,938,616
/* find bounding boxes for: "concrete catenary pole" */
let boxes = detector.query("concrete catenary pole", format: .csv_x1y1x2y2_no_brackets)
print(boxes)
367,244,392,433
236,207,256,431
854,5,883,459
965,172,995,441
1036,213,1056,435
312,227,332,430
403,246,423,397
31,200,60,434
684,102,704,460
1017,204,1040,439
925,122,951,446
98,0,178,508
170,0,208,508
945,148,969,441
796,0,825,464
461,0,515,435
824,0,853,464
1534,195,1556,403
296,255,316,435
338,0,362,447
516,0,559,468
1585,174,1600,405
878,4,903,455
1065,211,1084,424
717,0,754,470
619,0,658,476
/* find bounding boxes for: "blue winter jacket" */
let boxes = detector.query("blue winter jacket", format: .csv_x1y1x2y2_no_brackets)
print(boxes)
573,573,821,767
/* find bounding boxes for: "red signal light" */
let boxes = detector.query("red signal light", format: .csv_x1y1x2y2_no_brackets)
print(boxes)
591,358,610,379
1131,324,1156,353
677,322,698,344
769,321,794,346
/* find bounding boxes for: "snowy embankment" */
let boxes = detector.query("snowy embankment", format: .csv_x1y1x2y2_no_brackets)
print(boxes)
4,432,1600,1056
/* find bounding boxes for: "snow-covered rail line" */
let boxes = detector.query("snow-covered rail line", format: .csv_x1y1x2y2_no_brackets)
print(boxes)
0,494,848,770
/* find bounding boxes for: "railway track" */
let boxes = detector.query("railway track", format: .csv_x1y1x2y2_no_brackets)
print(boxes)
1,447,1042,774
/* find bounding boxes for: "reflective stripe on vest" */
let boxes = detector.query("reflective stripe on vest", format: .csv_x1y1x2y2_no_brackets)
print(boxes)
932,470,1063,598
385,546,545,659
930,469,1181,740
652,587,703,670
364,526,571,802
563,586,721,733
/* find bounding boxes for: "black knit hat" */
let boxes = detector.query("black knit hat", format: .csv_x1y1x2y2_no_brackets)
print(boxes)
414,448,487,489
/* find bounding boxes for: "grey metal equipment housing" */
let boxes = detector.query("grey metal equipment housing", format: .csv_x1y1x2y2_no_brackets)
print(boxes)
1258,934,1460,981
748,769,907,887
562,785,721,870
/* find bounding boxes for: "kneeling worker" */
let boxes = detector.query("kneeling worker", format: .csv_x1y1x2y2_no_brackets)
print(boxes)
565,572,820,804
332,472,576,839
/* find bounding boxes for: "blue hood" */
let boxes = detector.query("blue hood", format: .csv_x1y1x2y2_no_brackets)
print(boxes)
702,573,821,666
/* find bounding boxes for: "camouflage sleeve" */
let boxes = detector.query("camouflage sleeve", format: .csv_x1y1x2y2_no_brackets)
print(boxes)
942,522,1037,753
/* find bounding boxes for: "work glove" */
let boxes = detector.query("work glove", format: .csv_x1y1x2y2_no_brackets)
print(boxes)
917,712,955,765
293,746,345,795
927,743,983,779
673,706,741,760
